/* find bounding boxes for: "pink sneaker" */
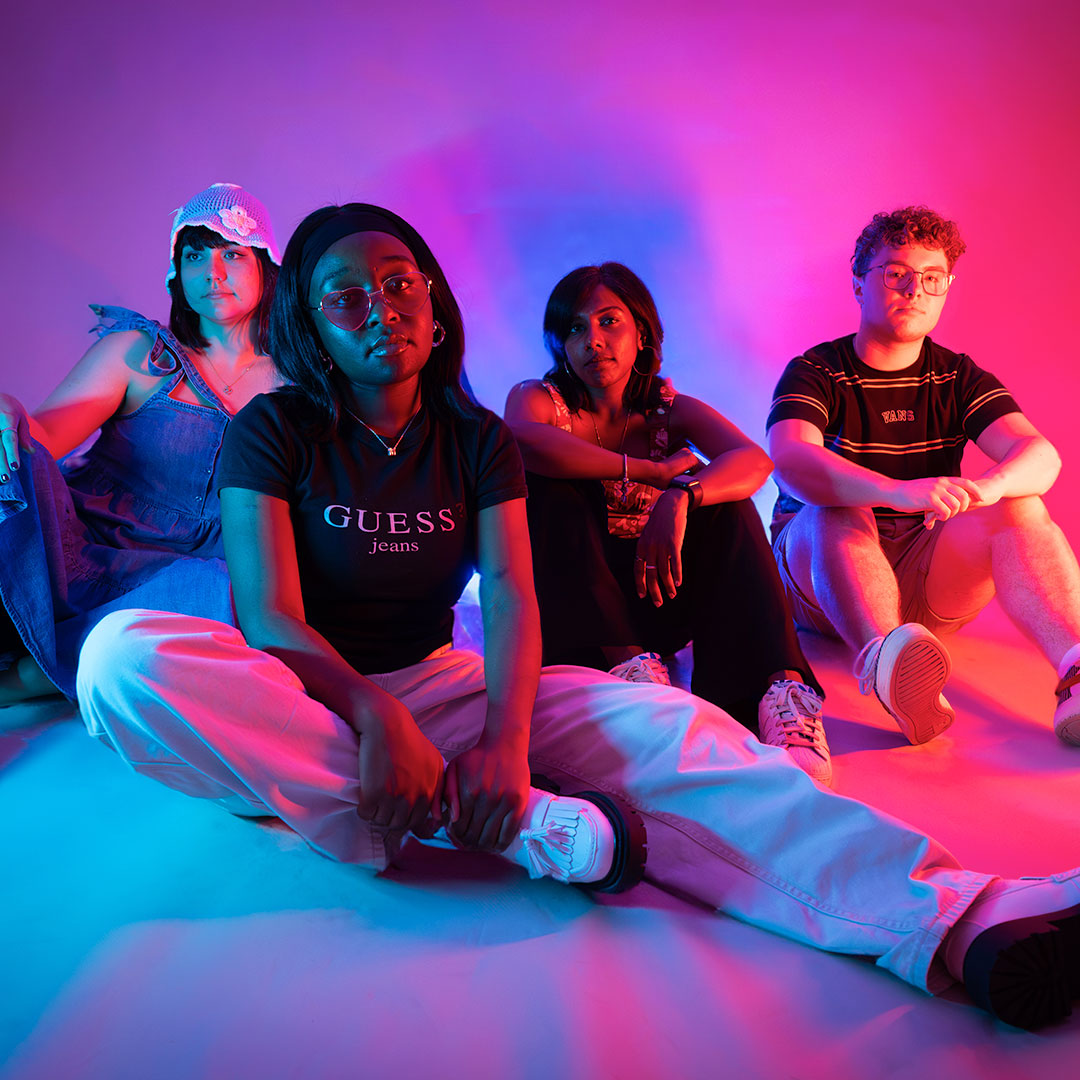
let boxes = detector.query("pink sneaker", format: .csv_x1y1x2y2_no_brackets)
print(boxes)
1054,662,1080,745
608,652,671,686
853,623,954,744
758,680,832,785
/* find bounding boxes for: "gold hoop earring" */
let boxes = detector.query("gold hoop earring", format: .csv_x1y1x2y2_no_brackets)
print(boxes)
432,321,446,348
633,345,659,377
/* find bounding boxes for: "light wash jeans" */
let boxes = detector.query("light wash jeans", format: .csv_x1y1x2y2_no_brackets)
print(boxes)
76,609,994,995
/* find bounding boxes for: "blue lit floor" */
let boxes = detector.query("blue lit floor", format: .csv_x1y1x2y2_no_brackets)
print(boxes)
2,601,1079,1080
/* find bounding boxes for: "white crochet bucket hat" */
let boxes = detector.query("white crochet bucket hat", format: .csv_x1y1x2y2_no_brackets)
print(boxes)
166,182,280,285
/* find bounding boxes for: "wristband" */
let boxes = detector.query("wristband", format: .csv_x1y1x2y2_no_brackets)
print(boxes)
667,474,702,510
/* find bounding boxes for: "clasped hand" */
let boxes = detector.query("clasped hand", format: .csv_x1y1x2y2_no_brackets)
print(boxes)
443,733,531,852
887,475,1002,529
356,701,531,852
356,698,446,835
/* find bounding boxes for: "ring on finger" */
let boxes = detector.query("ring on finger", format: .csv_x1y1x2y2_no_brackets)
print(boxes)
644,564,657,570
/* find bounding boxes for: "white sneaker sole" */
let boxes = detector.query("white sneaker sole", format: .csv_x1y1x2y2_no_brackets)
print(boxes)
1054,707,1080,746
784,745,833,786
877,626,954,744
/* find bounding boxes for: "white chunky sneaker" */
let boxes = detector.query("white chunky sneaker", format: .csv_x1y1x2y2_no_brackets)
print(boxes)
944,868,1080,1029
502,787,648,892
757,680,832,785
608,652,671,686
417,787,648,893
853,622,954,744
1053,661,1080,746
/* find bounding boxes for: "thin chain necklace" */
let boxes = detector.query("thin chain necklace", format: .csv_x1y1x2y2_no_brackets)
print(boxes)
344,402,422,457
587,406,633,504
200,352,258,396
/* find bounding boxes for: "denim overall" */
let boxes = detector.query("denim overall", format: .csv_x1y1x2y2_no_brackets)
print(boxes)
0,306,236,698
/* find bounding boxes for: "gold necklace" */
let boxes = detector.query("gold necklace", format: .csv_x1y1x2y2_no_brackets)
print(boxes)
344,402,422,457
200,353,258,396
587,407,633,505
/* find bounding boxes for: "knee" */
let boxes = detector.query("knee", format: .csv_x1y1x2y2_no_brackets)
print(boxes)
77,609,236,707
973,494,1051,534
78,609,157,705
799,504,878,544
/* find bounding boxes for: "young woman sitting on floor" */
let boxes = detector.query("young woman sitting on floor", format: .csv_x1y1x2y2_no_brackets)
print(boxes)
0,182,281,705
504,263,830,782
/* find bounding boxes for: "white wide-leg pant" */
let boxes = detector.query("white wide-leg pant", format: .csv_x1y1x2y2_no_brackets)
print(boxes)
76,609,994,994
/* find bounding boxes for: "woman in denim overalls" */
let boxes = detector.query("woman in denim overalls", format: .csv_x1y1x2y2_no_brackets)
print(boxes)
0,183,281,703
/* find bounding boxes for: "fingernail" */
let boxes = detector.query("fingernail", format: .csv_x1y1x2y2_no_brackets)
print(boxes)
0,474,8,483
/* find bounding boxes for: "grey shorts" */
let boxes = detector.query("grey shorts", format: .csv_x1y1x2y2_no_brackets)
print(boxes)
771,510,986,638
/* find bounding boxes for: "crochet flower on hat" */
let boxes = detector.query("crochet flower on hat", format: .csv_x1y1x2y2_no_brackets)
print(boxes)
219,205,257,237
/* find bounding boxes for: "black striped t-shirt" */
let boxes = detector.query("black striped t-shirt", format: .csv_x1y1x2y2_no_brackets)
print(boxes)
766,335,1020,520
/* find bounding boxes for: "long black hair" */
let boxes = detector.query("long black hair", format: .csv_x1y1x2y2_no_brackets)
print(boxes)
268,203,477,435
542,262,666,414
168,225,277,354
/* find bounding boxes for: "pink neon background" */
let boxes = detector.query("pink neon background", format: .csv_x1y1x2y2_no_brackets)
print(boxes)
4,6,1080,1073
3,1,1077,545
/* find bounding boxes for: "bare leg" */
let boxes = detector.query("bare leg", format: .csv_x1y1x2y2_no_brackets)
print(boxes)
782,505,901,649
926,496,1080,668
783,507,953,742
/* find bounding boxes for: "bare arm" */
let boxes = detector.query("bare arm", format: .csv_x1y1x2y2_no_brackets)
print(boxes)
220,486,444,832
666,394,772,505
443,498,540,850
767,418,983,520
504,380,695,485
970,412,1062,505
477,498,542,748
634,395,773,605
0,330,157,471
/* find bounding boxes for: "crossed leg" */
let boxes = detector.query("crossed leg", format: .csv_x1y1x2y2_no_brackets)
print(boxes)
74,608,1080,1027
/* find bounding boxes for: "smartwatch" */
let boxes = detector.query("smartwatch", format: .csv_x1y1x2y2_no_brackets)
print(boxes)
667,474,702,510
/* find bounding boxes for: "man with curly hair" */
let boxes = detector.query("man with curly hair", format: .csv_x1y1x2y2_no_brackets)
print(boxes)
765,205,1080,752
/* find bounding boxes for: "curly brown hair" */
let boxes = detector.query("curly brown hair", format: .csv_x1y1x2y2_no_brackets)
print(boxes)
851,206,966,276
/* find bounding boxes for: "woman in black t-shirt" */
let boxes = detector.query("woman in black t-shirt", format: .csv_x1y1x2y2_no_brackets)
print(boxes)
75,205,1080,1033
214,203,644,884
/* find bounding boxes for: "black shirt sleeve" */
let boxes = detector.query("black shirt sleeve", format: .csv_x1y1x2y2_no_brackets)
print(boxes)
471,411,529,511
216,393,305,502
766,351,836,433
954,354,1022,441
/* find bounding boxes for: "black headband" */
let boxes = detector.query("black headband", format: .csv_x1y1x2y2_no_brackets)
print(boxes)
298,210,413,300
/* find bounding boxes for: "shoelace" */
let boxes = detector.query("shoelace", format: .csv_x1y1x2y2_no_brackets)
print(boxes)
1057,664,1080,704
853,636,886,696
519,803,583,883
763,681,826,749
612,652,670,684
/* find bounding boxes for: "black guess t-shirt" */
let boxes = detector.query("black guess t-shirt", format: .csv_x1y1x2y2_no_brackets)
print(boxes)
217,392,528,674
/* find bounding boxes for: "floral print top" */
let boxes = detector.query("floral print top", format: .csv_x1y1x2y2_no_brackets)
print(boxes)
539,379,677,539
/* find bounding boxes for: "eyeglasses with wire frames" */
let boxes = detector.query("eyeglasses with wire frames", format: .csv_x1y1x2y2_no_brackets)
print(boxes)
311,272,432,331
864,262,955,297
